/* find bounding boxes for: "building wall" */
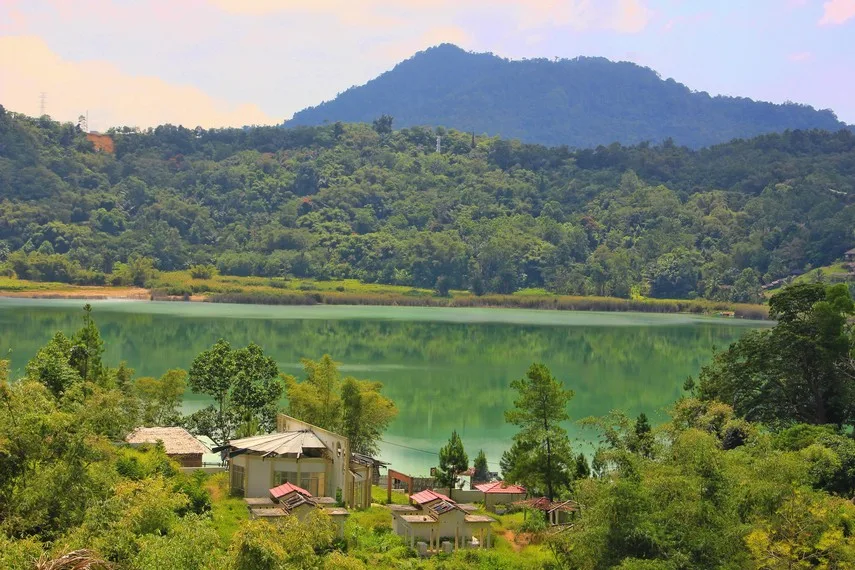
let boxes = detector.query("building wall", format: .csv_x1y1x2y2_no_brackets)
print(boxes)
484,492,526,511
232,455,334,498
431,488,484,503
169,453,202,468
436,509,468,542
277,415,351,504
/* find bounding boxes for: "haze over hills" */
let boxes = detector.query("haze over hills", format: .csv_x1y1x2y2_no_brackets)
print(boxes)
287,44,849,149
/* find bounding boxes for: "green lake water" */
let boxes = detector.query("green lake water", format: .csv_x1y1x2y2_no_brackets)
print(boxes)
0,298,763,475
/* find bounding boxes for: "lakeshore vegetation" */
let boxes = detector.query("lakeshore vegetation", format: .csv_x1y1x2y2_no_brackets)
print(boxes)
1,107,854,310
2,284,855,569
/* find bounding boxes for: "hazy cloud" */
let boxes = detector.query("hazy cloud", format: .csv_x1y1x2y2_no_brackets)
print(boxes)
788,51,813,62
0,36,277,130
819,0,855,25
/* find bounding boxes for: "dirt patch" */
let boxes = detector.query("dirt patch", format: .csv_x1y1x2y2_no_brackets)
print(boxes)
501,529,533,552
1,287,150,300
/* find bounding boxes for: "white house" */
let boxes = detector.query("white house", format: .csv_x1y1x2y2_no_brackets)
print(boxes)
216,414,379,509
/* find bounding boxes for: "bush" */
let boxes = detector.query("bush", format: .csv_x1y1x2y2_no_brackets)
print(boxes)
188,264,217,279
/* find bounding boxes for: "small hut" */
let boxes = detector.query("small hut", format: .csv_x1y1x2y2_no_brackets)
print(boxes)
512,497,580,526
125,426,210,467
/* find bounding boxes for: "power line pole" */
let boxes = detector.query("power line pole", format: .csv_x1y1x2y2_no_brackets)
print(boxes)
436,135,441,154
39,92,47,116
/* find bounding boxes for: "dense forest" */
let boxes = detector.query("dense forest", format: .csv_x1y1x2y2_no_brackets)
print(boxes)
288,44,850,149
1,106,854,302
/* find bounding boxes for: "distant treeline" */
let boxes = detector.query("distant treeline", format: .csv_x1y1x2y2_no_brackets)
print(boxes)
1,106,854,304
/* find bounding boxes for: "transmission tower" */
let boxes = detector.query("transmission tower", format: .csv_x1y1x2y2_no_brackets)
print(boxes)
436,135,441,154
39,92,47,116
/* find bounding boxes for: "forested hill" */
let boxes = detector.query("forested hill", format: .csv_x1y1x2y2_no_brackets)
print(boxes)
1,106,854,302
287,44,849,149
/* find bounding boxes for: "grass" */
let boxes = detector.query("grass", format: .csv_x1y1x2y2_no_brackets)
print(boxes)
0,276,68,292
0,271,770,319
371,485,410,505
204,472,249,544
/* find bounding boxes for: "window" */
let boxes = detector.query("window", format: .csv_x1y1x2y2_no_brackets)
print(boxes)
230,465,245,495
273,471,298,487
300,473,325,496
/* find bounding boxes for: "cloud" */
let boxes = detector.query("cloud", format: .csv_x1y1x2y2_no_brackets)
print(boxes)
788,51,813,62
209,0,651,33
0,36,277,130
819,0,855,25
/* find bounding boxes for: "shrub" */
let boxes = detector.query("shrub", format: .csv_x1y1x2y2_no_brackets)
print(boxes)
189,264,217,279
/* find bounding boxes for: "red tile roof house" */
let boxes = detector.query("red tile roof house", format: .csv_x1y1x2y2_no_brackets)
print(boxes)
244,481,349,536
474,481,527,512
389,489,495,552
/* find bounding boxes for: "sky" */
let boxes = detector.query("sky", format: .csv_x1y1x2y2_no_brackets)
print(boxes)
0,0,853,132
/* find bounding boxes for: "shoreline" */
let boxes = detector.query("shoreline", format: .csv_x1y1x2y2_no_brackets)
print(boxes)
0,284,770,320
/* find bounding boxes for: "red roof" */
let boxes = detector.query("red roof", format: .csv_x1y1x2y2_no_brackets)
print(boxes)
410,489,452,505
474,481,526,494
269,482,312,499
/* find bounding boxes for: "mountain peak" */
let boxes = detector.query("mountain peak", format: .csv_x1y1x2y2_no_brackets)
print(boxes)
287,47,847,149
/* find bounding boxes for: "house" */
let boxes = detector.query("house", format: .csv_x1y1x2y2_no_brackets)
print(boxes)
845,248,855,263
512,497,580,526
243,481,350,536
389,490,495,551
125,426,210,467
474,481,527,511
216,414,381,509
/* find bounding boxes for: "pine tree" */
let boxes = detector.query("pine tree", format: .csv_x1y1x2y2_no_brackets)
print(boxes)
436,430,468,501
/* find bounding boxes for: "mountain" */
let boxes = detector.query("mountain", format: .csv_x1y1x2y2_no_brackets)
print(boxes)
287,44,849,149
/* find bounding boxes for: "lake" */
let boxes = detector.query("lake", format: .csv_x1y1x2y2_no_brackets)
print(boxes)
0,298,762,475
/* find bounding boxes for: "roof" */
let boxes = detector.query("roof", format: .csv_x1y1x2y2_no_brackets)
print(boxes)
251,507,288,518
351,452,390,467
410,489,452,505
512,497,580,512
125,427,210,455
846,248,855,255
244,497,277,507
465,514,496,523
401,514,437,523
270,482,312,499
475,481,526,495
428,500,459,515
279,492,317,513
218,430,328,457
324,507,350,516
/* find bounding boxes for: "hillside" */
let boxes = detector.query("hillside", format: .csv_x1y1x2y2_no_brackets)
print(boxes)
1,106,854,303
287,44,849,149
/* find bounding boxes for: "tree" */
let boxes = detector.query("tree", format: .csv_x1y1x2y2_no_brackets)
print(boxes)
698,283,855,427
135,369,187,426
372,114,393,135
69,304,105,385
185,340,282,445
25,331,81,398
285,356,397,456
473,449,490,484
629,413,654,459
505,363,574,500
436,430,468,501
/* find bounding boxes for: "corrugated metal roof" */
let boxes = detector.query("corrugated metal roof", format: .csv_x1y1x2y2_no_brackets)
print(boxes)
225,430,328,457
474,481,526,494
410,489,452,505
428,500,459,515
269,481,312,499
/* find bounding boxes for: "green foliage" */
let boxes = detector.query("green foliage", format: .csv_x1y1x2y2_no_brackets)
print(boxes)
505,363,574,499
189,264,217,279
473,449,490,484
185,339,282,445
285,355,397,455
229,512,336,570
134,369,187,426
2,110,854,303
698,283,855,426
288,44,848,149
436,430,469,500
